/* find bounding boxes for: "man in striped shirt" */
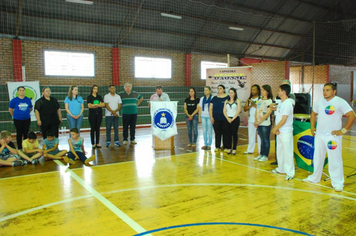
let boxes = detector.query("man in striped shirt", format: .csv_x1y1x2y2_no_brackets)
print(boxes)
119,83,143,145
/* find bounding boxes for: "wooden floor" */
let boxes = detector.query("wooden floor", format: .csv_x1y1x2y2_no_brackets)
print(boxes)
1,122,356,236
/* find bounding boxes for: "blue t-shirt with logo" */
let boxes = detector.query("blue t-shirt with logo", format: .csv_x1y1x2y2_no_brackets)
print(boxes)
9,97,33,120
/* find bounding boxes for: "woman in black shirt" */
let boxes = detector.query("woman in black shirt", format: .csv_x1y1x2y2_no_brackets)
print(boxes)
87,85,105,149
184,87,200,147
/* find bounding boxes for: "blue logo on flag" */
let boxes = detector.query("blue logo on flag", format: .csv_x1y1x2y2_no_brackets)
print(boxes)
153,108,174,130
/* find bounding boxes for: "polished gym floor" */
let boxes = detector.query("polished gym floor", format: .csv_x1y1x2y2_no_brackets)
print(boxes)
1,123,356,236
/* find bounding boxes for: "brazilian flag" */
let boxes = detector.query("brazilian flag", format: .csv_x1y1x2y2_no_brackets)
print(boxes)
293,120,328,172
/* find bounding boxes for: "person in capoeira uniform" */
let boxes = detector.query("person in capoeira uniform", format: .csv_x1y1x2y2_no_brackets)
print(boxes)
271,84,295,180
303,83,355,192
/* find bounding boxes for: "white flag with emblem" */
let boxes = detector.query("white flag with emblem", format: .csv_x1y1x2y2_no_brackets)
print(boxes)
150,101,178,140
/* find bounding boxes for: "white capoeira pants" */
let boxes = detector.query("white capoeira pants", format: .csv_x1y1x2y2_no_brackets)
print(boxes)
306,134,344,188
276,132,295,177
246,122,261,153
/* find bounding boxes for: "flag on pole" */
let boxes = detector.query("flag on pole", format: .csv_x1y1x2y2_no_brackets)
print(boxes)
150,101,178,141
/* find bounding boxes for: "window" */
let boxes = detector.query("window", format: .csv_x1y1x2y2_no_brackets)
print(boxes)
135,57,172,79
201,61,228,80
44,50,95,77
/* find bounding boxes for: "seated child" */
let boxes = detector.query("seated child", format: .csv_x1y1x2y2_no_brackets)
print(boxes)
0,130,31,166
42,131,67,160
64,128,95,165
22,131,43,164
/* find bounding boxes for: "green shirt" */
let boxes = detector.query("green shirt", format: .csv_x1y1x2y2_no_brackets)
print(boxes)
119,91,143,114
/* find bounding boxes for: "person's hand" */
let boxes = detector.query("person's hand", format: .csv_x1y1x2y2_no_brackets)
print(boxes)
310,127,316,136
198,117,201,123
74,155,79,160
37,120,42,126
254,122,258,128
0,139,6,146
210,117,214,125
270,103,277,111
276,130,280,135
114,113,118,117
331,130,343,136
271,127,277,135
250,100,255,106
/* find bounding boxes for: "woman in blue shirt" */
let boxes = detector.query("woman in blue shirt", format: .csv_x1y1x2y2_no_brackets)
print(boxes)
64,86,84,136
8,86,33,149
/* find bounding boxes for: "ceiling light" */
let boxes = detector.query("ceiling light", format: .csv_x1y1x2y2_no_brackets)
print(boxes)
161,13,182,20
65,0,94,5
229,26,244,31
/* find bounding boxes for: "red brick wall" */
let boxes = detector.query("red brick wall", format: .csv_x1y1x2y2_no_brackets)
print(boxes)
0,38,14,83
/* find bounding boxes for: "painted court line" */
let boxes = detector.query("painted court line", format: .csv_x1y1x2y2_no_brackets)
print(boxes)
53,160,149,235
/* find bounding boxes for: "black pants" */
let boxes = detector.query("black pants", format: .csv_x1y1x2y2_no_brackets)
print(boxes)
13,118,31,149
123,114,137,141
225,117,240,150
89,112,103,145
213,119,227,149
41,124,59,139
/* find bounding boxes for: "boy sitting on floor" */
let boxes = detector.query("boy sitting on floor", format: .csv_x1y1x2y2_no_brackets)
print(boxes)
42,130,67,160
22,131,43,165
0,131,31,166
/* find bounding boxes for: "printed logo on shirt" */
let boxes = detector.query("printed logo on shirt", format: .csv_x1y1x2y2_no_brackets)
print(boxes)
325,105,335,115
93,100,99,105
153,108,174,130
327,140,337,150
18,103,29,111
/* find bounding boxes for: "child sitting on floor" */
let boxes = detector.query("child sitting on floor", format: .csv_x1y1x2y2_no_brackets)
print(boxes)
22,131,43,165
63,128,95,165
42,131,67,160
0,131,32,166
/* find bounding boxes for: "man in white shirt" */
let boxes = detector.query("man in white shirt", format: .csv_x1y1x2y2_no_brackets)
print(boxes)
271,84,295,180
104,85,122,147
303,83,355,192
150,86,170,102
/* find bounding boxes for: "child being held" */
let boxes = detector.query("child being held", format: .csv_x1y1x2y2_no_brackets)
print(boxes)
64,128,95,165
42,131,67,160
0,131,32,166
22,131,43,164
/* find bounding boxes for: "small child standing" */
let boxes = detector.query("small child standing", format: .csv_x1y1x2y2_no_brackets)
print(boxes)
22,131,43,164
42,131,67,160
64,128,95,165
0,131,25,166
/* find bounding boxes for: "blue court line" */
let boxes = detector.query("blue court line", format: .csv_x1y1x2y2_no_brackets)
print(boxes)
133,222,315,236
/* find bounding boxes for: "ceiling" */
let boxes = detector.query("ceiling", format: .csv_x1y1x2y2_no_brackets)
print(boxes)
1,0,356,65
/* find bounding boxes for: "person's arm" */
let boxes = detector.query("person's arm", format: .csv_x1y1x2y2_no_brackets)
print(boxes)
243,99,251,112
331,110,356,136
223,100,229,120
191,100,199,117
65,103,74,118
57,108,62,123
68,139,79,160
184,102,191,119
87,103,97,109
8,108,14,117
79,103,84,117
233,99,242,121
209,103,214,124
310,110,317,136
35,109,42,126
44,143,58,153
137,96,143,106
271,115,288,135
98,101,105,108
198,105,202,123
0,140,6,153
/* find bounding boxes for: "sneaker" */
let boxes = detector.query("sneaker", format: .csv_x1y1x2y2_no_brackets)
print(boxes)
114,141,121,147
271,168,280,174
285,175,293,181
84,155,96,165
243,151,253,154
333,186,343,192
201,146,207,150
12,160,24,166
187,143,192,147
254,155,263,160
131,140,137,144
214,148,221,152
123,140,128,145
270,161,278,165
206,146,211,150
31,159,39,165
106,141,110,147
224,149,229,153
191,143,196,147
259,156,268,162
63,157,76,165
302,178,313,183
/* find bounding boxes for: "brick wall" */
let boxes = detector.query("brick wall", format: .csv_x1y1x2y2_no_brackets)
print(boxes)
290,65,328,85
0,38,14,83
329,65,356,84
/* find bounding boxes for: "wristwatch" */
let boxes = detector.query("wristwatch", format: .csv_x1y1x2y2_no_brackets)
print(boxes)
341,128,348,134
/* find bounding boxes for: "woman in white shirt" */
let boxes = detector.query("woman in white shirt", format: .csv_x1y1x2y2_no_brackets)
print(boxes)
199,86,213,150
254,85,273,162
223,88,242,155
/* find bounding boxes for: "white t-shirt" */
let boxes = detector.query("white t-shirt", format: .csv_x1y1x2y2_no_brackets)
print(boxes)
256,98,272,126
199,95,214,118
225,101,240,117
275,98,294,133
150,92,170,101
104,93,122,117
248,97,259,123
313,96,353,135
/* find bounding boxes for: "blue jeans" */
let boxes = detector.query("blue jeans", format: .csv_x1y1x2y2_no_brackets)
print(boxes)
257,125,271,156
105,116,119,142
67,115,83,135
185,114,198,144
201,116,213,146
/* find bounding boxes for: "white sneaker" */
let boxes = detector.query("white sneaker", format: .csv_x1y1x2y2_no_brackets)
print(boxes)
333,186,343,192
243,151,253,154
123,140,128,145
254,155,262,160
131,140,137,144
271,168,280,174
285,175,293,181
302,178,313,183
259,156,268,162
